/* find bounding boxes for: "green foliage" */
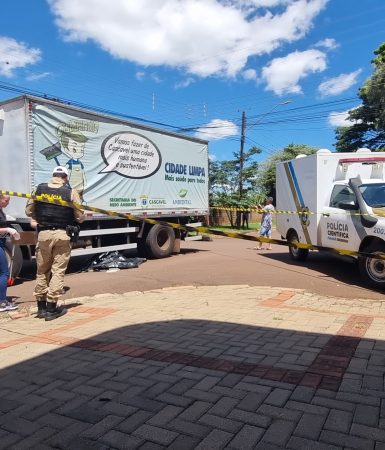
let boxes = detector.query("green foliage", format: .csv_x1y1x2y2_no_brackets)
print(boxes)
210,143,317,225
209,145,261,201
209,146,263,228
256,144,317,199
209,159,238,196
373,42,385,67
335,42,385,152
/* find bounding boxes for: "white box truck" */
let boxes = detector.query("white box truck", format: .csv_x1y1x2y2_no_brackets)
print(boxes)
276,148,385,289
0,95,209,278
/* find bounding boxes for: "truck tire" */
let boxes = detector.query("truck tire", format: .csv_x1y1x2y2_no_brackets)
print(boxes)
5,242,23,280
358,242,385,289
145,224,175,259
288,231,309,262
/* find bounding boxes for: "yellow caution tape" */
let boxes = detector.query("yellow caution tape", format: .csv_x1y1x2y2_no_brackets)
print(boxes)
211,205,376,217
2,189,385,261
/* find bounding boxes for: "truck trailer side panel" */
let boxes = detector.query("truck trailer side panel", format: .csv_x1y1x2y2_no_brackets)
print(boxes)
0,98,32,220
0,95,209,272
0,96,209,219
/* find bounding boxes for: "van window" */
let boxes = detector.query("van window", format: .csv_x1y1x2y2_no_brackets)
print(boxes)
330,185,356,208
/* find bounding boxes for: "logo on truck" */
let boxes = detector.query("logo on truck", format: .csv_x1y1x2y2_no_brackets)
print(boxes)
300,206,310,229
140,195,166,207
327,221,349,242
100,132,161,179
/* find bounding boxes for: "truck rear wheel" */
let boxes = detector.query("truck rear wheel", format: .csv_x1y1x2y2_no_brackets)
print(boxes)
359,243,385,289
288,231,309,262
145,224,175,259
5,242,23,281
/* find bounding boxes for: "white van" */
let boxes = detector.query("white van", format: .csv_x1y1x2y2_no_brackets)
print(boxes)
276,148,385,289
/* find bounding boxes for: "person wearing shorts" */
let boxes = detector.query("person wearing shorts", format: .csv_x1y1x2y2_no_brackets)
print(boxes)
256,197,274,250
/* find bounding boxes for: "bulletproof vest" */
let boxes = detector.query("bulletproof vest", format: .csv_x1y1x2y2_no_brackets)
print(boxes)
0,209,6,248
35,184,74,228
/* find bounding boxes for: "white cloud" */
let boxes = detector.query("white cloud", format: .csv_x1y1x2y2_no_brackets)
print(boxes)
328,107,360,127
224,0,288,6
262,49,327,95
150,73,163,83
135,71,145,81
242,68,258,81
26,72,51,81
0,37,41,77
47,0,327,78
318,69,362,96
314,38,338,50
175,77,195,89
195,119,238,140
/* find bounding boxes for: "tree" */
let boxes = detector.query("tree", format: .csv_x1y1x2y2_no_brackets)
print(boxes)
335,42,385,152
209,146,263,227
256,144,317,199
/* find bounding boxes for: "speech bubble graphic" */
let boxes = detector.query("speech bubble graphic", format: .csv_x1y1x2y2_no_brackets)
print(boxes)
100,132,161,179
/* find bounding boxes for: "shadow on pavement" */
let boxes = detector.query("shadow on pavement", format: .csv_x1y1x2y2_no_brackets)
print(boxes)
0,313,383,448
254,248,381,292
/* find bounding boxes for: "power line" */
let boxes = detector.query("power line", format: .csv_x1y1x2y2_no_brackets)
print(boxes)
0,81,188,132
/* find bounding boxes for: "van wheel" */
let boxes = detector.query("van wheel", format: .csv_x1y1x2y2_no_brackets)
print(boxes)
5,242,23,280
145,224,175,259
288,231,309,261
359,243,385,289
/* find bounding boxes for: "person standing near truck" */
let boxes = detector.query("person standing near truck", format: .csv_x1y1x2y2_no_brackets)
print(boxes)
25,166,85,321
256,197,275,250
0,194,20,312
242,209,250,229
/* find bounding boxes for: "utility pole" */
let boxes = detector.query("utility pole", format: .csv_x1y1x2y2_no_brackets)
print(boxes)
239,111,246,198
236,102,291,228
236,111,246,229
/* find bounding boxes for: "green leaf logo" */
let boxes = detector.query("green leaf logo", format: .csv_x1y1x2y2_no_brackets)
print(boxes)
179,189,188,198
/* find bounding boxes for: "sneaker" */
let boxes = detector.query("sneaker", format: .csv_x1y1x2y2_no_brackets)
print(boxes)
0,301,18,312
5,301,18,311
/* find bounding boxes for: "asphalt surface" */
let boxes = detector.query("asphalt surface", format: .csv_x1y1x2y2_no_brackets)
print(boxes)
9,233,385,306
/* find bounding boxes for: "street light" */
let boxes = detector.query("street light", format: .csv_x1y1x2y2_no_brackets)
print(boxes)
247,100,292,131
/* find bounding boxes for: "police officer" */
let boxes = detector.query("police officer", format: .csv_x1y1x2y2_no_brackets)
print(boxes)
26,166,84,321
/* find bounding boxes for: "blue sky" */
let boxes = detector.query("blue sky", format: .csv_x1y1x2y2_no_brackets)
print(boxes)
0,0,384,163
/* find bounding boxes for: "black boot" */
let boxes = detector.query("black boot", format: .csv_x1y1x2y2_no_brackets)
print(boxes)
45,301,67,321
35,300,47,319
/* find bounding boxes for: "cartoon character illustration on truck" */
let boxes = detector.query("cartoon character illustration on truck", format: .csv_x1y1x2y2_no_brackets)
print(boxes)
59,129,88,202
40,119,99,203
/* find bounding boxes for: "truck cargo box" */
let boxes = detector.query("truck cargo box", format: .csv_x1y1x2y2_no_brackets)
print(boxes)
0,95,209,220
0,95,209,275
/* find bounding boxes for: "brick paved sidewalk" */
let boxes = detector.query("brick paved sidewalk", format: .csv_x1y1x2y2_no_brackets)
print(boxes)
1,285,385,449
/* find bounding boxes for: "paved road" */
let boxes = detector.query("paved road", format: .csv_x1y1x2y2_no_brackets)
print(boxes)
9,234,385,306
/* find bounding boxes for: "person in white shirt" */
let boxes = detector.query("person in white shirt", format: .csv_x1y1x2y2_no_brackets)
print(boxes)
256,197,275,250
